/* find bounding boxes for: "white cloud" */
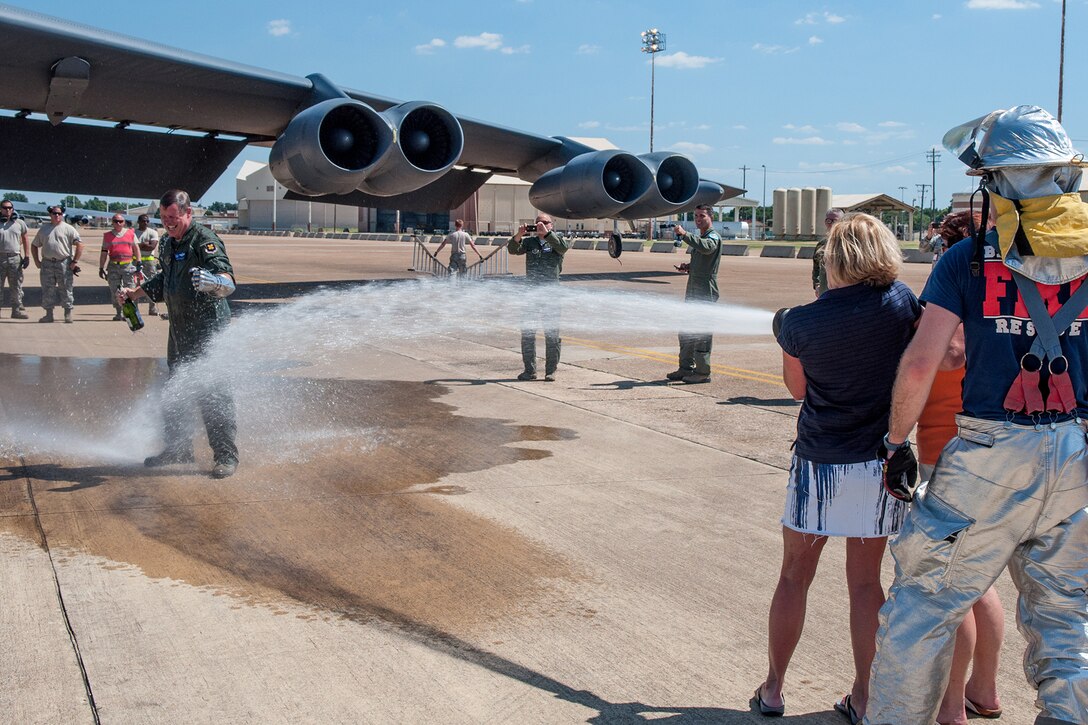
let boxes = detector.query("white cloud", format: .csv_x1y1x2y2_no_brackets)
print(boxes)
773,136,833,145
267,19,291,37
836,122,867,133
669,142,712,155
879,120,907,128
655,51,722,69
796,11,846,24
454,32,503,50
414,38,446,54
966,0,1039,8
809,35,823,45
882,165,913,175
933,13,943,19
784,123,818,133
453,32,525,54
733,124,749,131
577,44,600,55
578,120,601,129
693,124,712,131
753,43,799,55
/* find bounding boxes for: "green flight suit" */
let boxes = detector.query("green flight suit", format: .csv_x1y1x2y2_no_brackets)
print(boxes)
507,230,571,375
141,223,238,465
676,227,722,376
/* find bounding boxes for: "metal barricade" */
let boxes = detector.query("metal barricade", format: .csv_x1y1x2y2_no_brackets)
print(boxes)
411,236,508,279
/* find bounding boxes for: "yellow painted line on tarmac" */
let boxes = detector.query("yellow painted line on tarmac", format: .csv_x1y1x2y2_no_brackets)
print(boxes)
563,335,786,386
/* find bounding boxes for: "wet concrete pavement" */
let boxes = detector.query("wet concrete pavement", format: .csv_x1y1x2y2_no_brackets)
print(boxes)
0,234,1037,723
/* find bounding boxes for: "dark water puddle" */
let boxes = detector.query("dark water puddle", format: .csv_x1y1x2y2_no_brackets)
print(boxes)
0,352,583,636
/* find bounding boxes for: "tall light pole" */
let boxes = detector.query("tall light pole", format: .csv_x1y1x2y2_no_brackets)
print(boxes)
640,28,665,152
761,164,767,240
640,28,665,241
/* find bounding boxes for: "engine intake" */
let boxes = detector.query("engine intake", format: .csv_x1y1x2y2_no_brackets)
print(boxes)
528,150,653,218
615,152,700,219
356,102,464,195
269,99,393,196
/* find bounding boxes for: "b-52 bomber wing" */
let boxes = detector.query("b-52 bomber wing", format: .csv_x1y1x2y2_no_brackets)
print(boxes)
0,4,737,218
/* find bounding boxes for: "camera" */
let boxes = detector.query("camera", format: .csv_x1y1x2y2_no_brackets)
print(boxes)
525,224,537,233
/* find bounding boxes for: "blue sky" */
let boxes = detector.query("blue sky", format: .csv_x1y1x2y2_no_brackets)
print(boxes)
14,0,1087,210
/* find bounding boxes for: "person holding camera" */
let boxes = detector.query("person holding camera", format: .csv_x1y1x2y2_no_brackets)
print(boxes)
0,201,30,318
507,213,570,381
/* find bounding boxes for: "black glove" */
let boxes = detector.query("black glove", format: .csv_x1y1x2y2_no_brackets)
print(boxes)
20,256,29,269
879,440,918,502
98,267,107,280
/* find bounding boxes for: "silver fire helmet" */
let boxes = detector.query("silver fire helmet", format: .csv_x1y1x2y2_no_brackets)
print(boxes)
942,105,1083,173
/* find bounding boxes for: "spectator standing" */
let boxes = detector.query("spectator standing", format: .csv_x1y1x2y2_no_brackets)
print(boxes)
0,201,30,318
31,205,83,323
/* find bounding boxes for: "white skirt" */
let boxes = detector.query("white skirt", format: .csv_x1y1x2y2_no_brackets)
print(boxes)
782,455,907,538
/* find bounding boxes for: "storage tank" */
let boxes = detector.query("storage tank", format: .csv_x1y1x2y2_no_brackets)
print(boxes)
772,188,787,237
816,187,833,231
786,188,801,238
800,187,817,237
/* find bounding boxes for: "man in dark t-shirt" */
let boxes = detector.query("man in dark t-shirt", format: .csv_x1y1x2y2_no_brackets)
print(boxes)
867,106,1088,725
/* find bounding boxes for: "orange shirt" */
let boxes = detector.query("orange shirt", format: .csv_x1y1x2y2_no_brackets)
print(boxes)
917,367,965,466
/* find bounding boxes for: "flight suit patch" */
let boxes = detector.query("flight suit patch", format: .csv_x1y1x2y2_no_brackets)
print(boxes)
204,243,217,253
174,251,187,260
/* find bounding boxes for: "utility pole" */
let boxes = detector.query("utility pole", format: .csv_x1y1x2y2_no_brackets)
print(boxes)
898,186,907,239
738,165,749,191
926,150,941,221
1058,0,1067,121
916,183,930,234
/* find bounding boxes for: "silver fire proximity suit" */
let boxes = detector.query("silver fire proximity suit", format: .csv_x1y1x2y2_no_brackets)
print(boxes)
866,106,1088,725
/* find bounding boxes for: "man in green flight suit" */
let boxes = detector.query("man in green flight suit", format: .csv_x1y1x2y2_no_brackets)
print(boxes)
666,204,722,384
506,213,571,381
119,189,239,479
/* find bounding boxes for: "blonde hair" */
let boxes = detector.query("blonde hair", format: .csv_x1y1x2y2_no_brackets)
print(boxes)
824,212,902,287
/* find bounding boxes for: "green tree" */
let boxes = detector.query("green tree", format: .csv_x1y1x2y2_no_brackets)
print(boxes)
2,192,28,203
84,197,108,212
206,201,239,213
108,202,130,212
61,195,83,209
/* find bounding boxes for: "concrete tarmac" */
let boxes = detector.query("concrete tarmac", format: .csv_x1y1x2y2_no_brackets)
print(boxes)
1,233,1037,723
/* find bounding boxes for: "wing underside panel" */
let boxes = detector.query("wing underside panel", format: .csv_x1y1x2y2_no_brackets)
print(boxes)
0,116,247,200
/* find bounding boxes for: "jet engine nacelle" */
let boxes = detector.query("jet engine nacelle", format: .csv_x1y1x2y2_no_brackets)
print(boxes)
684,179,726,211
269,98,394,196
528,150,654,219
269,99,464,197
615,152,701,220
355,101,464,196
